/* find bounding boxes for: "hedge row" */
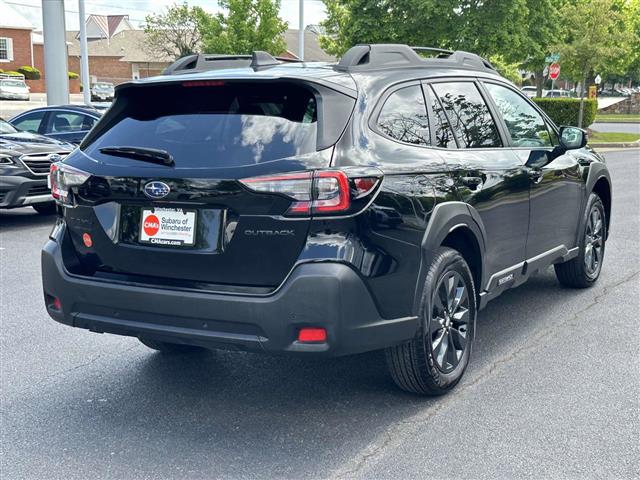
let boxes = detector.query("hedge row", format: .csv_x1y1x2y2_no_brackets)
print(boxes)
17,65,41,80
533,98,597,128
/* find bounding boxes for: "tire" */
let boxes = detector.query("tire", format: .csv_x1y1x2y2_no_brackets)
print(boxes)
32,202,57,215
139,337,208,354
554,192,606,288
386,247,477,395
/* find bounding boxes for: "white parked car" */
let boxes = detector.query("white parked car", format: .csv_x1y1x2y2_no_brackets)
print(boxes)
521,86,547,98
0,75,30,101
90,82,115,101
545,89,572,98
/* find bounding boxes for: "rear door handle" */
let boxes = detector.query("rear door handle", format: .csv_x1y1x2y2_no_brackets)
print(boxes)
528,169,544,184
460,176,483,190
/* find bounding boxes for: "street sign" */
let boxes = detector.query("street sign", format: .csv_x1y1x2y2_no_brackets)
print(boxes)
588,85,597,99
549,63,561,80
545,53,560,63
543,65,549,77
594,74,602,85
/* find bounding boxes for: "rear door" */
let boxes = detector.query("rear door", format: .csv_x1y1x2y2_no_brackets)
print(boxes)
481,81,584,258
63,80,354,289
426,80,530,279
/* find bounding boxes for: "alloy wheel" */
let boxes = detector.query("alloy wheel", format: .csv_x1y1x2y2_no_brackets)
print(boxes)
584,205,604,278
429,271,470,373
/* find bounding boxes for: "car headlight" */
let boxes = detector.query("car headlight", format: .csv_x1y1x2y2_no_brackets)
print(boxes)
0,154,16,165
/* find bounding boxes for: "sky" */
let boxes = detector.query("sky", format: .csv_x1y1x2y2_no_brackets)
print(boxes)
4,0,327,31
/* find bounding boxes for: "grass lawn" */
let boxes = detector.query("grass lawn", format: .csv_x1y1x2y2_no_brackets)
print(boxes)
589,131,640,143
595,113,640,123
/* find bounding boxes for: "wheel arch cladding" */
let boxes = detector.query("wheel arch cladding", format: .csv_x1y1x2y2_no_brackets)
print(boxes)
592,176,611,239
414,201,487,314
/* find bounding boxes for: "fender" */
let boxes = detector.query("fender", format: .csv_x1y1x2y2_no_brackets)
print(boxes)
413,201,488,316
576,160,612,244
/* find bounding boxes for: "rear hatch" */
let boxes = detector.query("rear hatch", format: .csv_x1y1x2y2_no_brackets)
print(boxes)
61,78,355,290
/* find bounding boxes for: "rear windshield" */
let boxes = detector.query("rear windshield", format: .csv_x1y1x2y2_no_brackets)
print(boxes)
83,82,319,167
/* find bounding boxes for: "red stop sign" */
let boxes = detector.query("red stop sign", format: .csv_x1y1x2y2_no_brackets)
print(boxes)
549,63,561,80
143,214,160,236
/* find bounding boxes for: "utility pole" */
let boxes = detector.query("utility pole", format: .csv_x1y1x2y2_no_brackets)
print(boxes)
298,0,304,61
42,0,69,105
79,0,90,104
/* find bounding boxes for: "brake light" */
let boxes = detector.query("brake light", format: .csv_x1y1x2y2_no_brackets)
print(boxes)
49,162,90,206
313,171,350,213
182,80,225,87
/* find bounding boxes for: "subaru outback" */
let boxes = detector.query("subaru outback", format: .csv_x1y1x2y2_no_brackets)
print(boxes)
42,45,612,395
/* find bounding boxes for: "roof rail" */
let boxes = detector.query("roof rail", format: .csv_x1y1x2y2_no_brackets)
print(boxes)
334,44,496,73
162,51,302,75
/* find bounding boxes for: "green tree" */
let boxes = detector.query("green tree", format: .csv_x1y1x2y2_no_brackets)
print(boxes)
554,0,635,127
320,0,530,60
519,0,565,97
143,2,209,60
201,0,288,55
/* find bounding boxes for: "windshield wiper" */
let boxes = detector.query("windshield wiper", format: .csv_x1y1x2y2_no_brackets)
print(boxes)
99,146,174,166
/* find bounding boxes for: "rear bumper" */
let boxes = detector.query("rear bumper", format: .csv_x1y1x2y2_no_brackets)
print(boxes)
0,175,52,208
42,238,418,356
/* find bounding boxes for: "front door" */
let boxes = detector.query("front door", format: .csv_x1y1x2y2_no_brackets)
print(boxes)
481,81,584,259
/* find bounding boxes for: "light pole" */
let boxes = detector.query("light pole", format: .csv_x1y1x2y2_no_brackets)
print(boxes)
79,0,91,104
42,0,69,105
298,0,304,61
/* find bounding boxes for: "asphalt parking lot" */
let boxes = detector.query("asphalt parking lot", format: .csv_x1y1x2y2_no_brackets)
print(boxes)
1,149,638,480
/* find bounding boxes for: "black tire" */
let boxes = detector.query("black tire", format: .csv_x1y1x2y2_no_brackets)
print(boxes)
32,202,57,215
139,337,208,354
554,192,606,288
386,247,477,395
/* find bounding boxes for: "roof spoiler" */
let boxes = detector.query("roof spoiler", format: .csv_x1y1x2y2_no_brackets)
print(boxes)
162,51,303,75
334,44,496,73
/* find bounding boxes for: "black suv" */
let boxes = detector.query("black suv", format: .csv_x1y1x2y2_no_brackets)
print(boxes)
0,118,73,213
42,45,612,395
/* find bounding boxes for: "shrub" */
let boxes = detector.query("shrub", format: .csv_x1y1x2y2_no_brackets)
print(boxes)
2,70,23,77
533,98,597,128
68,71,80,79
17,65,41,80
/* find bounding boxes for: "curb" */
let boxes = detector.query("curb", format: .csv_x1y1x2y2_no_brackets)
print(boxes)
589,141,640,148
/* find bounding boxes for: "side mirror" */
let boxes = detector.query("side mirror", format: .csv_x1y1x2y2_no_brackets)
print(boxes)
559,126,587,150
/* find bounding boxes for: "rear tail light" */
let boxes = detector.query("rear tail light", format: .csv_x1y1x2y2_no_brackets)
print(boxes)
49,162,90,206
240,170,381,217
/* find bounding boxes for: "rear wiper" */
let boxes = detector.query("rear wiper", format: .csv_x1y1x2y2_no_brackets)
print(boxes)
99,146,174,166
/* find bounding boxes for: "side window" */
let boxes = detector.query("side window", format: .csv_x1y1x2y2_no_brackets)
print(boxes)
484,83,553,148
376,85,429,146
12,111,46,133
431,82,502,148
50,112,87,133
425,86,457,148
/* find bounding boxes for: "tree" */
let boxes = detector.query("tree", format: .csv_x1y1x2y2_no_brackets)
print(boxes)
143,2,209,60
320,0,530,60
554,0,635,127
518,0,565,97
200,0,288,55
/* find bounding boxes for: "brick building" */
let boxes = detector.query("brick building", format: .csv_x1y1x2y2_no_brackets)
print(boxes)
0,0,38,72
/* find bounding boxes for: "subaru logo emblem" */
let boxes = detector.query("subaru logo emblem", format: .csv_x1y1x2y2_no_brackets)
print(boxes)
48,154,62,162
143,181,170,199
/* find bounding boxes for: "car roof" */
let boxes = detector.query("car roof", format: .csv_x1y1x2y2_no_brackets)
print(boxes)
13,105,102,117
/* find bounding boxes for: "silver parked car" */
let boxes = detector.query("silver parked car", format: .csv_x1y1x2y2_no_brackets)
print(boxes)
90,82,115,101
0,75,30,101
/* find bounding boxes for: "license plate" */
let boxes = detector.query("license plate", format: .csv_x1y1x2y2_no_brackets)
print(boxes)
139,208,196,246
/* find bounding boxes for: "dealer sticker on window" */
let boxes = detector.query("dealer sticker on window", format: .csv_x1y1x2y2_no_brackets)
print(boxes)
139,208,196,246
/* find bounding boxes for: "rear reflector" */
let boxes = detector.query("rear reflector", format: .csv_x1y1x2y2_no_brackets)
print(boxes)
82,233,93,248
52,297,62,311
297,328,327,343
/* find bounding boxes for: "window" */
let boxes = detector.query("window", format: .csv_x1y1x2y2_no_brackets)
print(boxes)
12,111,46,134
84,82,324,167
425,86,457,148
50,112,97,133
484,83,553,148
0,38,12,61
431,82,502,148
376,85,429,146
